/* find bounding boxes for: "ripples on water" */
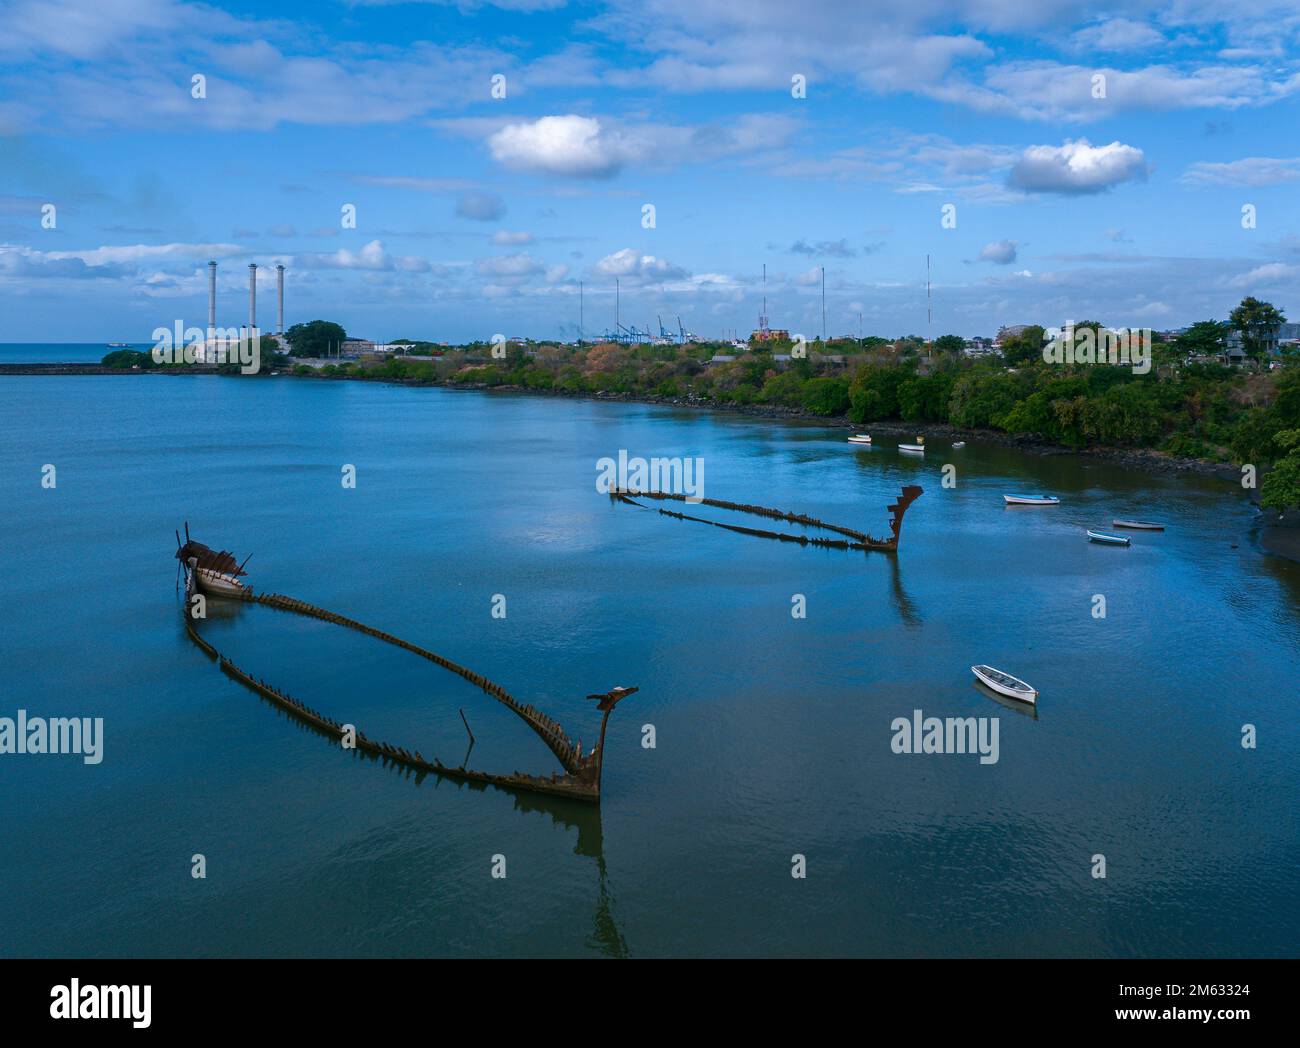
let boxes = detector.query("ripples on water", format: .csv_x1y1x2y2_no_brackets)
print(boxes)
0,376,1296,957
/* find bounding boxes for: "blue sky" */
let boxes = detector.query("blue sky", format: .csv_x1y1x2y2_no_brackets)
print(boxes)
2,0,1299,341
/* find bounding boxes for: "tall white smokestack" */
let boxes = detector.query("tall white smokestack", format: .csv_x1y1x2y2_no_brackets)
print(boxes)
276,264,285,333
207,260,217,338
248,263,257,332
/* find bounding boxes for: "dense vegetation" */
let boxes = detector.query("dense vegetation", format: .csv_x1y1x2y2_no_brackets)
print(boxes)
101,348,157,368
106,297,1300,509
283,320,347,357
331,315,1299,507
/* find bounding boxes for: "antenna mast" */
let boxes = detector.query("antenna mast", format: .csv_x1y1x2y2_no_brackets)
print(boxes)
926,254,932,333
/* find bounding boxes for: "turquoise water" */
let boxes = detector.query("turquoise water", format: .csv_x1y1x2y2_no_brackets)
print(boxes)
1,374,1297,957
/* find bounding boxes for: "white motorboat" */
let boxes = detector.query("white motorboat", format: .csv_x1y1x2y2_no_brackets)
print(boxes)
1003,494,1059,506
847,434,872,444
1113,519,1164,530
951,441,966,448
899,436,926,452
971,664,1038,704
1087,530,1130,546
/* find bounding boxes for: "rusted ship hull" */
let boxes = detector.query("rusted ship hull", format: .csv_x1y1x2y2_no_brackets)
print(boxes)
611,485,923,551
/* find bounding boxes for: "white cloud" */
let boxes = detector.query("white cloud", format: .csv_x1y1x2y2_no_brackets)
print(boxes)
295,239,429,272
456,192,507,221
490,116,622,178
42,242,244,266
979,240,1019,264
1228,262,1300,287
475,253,546,279
593,248,688,283
1008,139,1148,194
492,229,534,245
1071,19,1166,52
485,113,793,178
1131,300,1172,317
789,239,856,258
0,244,126,279
1183,157,1300,186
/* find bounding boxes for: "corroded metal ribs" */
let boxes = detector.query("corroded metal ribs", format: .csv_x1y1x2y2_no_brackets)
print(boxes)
181,566,631,803
613,485,923,551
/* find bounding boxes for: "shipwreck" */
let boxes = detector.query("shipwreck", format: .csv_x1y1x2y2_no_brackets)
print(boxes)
177,533,634,804
610,485,924,551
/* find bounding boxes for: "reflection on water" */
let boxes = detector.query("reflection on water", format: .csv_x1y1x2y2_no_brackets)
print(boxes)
972,680,1039,720
183,590,633,956
887,554,921,628
2,378,1297,958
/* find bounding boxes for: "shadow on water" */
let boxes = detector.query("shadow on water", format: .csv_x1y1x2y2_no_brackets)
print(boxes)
179,599,632,958
971,680,1039,719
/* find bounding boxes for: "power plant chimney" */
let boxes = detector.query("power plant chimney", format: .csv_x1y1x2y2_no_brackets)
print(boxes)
207,260,217,339
247,263,257,332
276,264,285,333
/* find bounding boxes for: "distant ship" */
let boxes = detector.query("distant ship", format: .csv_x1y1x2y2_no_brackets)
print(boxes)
106,342,131,348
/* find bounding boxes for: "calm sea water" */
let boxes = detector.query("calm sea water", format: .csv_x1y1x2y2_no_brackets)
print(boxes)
0,343,130,363
1,373,1296,957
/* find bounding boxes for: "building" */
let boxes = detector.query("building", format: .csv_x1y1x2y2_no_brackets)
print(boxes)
341,339,376,354
750,328,791,343
1226,322,1298,355
994,324,1031,348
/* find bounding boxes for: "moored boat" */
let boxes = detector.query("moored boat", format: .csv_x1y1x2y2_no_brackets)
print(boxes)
1113,519,1164,530
971,664,1037,704
951,441,966,448
1087,529,1130,546
847,434,872,444
899,435,925,452
1003,494,1059,505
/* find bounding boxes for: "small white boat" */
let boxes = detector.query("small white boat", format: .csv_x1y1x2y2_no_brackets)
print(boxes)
951,441,966,449
1087,530,1130,546
847,434,872,444
1113,519,1164,530
899,436,925,452
971,664,1037,704
1003,494,1059,506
